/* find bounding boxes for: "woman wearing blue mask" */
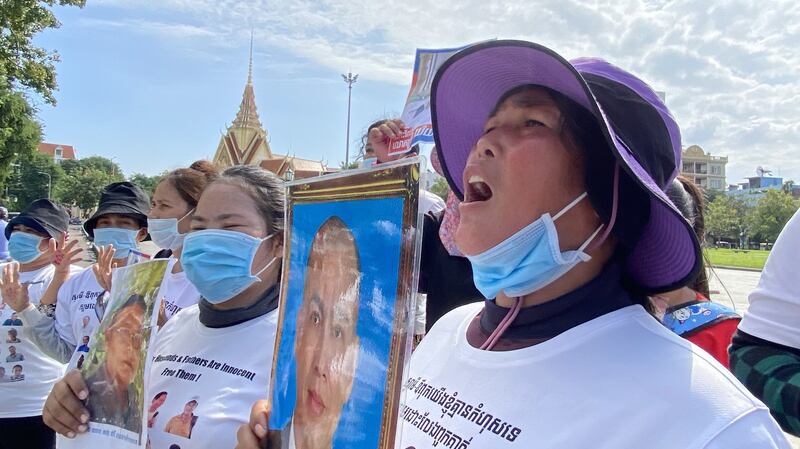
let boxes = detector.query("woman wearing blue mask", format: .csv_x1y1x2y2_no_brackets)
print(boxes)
0,199,82,449
44,165,285,449
238,41,790,449
93,160,219,326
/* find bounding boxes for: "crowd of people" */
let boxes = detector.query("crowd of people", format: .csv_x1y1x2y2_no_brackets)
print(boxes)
0,39,798,449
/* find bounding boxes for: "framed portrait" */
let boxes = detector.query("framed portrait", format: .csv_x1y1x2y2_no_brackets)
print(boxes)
60,259,168,449
268,158,423,449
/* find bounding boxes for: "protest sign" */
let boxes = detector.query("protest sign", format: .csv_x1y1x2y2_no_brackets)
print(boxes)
59,259,168,449
388,47,464,156
268,158,423,449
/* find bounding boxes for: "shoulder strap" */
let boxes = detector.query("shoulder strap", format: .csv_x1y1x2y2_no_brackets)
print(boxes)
662,300,740,337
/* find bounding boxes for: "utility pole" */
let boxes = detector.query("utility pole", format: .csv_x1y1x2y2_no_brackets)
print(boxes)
38,171,51,199
341,72,358,168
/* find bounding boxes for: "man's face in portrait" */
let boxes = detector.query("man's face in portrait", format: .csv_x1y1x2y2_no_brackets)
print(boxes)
293,218,361,447
104,301,145,389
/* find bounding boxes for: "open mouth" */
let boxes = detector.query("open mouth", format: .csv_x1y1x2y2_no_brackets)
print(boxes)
464,175,493,203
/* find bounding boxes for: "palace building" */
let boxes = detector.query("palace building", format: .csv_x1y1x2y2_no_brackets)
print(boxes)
680,145,728,191
212,43,333,181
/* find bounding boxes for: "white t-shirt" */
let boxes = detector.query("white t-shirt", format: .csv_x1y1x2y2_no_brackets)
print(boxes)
738,209,800,349
399,304,790,449
54,266,105,361
0,264,74,417
157,257,201,325
146,305,278,449
419,189,446,215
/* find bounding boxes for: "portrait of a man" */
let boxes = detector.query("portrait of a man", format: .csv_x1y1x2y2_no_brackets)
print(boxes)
270,164,420,449
272,217,362,449
85,293,146,434
10,364,24,382
3,311,22,326
5,345,23,362
148,391,168,428
164,399,199,439
6,328,20,343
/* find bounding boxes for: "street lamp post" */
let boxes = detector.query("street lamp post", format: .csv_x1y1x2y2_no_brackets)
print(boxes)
341,72,358,167
38,172,51,199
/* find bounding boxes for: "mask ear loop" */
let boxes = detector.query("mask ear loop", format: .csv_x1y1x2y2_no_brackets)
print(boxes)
252,233,279,278
175,208,196,234
587,164,620,252
479,165,620,351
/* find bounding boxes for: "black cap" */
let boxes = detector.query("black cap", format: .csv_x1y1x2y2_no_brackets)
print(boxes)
6,199,70,240
83,182,150,237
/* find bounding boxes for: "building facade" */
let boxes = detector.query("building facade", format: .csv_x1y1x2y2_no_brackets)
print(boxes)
37,143,77,163
212,47,332,180
726,174,785,205
680,145,727,191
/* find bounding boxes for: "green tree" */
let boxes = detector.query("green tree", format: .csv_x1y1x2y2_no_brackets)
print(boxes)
429,176,449,200
0,0,86,105
0,83,41,193
74,155,122,178
746,189,799,243
128,172,165,197
705,194,749,245
6,150,62,209
339,160,360,170
55,156,124,213
56,166,118,212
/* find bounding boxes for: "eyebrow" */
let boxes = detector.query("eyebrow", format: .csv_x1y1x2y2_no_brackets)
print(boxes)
192,212,246,223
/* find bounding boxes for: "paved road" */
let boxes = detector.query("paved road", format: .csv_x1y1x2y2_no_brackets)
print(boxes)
706,267,762,312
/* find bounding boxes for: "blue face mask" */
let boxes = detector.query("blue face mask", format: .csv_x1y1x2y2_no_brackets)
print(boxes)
466,192,603,300
8,232,45,264
182,229,278,304
93,228,141,258
147,209,193,251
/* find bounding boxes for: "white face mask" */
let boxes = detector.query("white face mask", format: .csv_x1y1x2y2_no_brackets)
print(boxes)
147,209,193,251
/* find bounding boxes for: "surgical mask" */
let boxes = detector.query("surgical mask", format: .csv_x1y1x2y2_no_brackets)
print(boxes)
361,157,378,168
182,229,278,304
93,228,140,259
8,232,44,264
467,192,603,299
147,209,193,251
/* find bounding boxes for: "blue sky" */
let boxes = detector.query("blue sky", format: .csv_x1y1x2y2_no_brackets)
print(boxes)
33,0,800,184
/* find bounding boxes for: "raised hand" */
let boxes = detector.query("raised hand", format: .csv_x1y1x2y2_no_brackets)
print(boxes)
91,245,116,292
52,232,83,279
367,119,407,162
0,262,30,312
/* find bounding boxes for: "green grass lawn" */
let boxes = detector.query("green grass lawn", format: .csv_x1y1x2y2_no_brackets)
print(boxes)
704,248,770,270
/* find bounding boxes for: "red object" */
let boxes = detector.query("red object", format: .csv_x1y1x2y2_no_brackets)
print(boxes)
686,292,740,368
686,319,740,368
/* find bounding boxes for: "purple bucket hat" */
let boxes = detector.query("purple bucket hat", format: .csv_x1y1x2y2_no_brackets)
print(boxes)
430,40,701,293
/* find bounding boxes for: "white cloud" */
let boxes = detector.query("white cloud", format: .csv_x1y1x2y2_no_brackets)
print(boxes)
88,0,800,183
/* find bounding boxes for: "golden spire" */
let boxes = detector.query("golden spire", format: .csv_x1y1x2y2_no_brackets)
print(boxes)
232,30,261,130
247,30,253,85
